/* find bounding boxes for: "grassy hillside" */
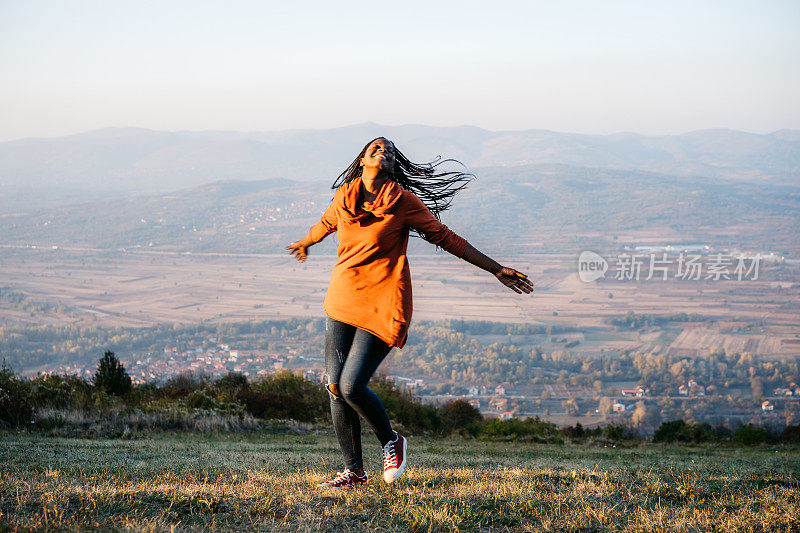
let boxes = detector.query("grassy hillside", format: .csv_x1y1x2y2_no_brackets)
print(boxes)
1,432,798,532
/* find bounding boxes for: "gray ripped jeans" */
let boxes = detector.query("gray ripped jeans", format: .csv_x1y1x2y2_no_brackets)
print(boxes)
324,316,395,471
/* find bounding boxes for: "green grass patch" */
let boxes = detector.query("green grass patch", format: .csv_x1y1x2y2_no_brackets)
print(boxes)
0,433,798,531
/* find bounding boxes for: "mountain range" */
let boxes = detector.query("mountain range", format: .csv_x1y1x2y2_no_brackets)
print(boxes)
1,123,798,214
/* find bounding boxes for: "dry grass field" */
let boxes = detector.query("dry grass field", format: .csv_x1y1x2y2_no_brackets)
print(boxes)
2,247,799,359
0,432,798,532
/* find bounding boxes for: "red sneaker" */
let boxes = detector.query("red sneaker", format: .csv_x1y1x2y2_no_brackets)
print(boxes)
382,431,407,483
317,469,367,489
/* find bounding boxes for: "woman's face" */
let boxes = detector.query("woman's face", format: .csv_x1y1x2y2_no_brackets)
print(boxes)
360,138,395,171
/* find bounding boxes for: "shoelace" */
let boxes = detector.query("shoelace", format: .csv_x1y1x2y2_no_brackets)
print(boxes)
383,441,397,468
330,470,358,485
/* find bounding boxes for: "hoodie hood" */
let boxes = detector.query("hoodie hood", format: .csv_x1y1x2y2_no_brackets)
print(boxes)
340,175,404,221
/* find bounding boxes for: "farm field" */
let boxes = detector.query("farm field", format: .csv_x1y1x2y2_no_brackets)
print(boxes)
2,247,799,359
1,432,799,532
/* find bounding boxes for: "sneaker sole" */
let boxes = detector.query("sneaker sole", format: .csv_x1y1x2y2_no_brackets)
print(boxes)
383,437,408,483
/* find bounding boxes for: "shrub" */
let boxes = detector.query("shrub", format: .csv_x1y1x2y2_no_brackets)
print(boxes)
653,420,689,443
239,371,327,422
603,424,638,442
479,416,562,442
779,425,800,443
561,422,602,441
438,399,482,433
212,372,250,403
733,424,770,445
126,381,160,406
159,372,208,399
30,373,93,409
654,419,731,444
185,390,223,411
0,361,34,428
215,372,249,393
39,382,118,412
93,351,132,396
370,375,441,434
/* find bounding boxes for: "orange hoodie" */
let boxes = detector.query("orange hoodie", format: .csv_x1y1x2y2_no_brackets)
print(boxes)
302,176,468,348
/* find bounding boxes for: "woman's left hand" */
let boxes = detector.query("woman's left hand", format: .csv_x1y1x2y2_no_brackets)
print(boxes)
495,267,534,294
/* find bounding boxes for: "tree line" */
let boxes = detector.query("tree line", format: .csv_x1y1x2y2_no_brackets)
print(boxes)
1,352,798,445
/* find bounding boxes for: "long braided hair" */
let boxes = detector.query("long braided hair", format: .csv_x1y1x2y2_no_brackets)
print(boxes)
332,137,474,224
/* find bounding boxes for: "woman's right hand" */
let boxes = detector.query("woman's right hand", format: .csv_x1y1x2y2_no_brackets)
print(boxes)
286,240,310,262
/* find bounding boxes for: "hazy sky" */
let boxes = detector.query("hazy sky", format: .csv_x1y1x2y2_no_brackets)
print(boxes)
1,0,798,141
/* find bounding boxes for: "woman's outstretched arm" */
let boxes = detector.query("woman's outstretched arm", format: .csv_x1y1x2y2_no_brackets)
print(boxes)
461,242,534,294
403,192,534,294
287,191,339,262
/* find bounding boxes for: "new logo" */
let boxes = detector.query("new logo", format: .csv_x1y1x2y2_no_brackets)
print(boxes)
578,251,608,282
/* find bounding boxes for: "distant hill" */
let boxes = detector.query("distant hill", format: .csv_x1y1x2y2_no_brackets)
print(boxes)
2,163,797,256
0,124,798,213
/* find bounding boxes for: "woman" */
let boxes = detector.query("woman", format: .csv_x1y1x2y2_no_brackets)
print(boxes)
286,137,533,488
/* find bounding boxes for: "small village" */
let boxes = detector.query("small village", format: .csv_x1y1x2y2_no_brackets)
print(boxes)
38,341,800,425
